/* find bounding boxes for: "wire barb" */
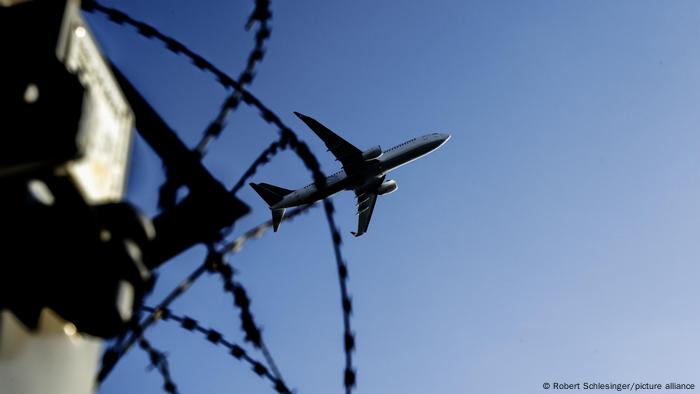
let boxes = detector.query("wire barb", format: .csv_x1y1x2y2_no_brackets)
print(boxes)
138,337,180,394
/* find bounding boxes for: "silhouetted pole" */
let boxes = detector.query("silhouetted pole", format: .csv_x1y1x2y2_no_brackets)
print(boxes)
0,1,248,393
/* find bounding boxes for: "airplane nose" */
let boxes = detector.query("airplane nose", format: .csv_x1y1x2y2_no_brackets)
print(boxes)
427,133,450,151
435,133,450,147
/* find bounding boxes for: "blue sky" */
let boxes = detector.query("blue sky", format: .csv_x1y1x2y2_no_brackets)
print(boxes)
89,1,700,393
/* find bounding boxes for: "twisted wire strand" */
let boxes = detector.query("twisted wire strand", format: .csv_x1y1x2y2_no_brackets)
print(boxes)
141,306,291,394
97,264,209,384
222,203,317,255
100,252,290,389
322,199,356,392
230,138,284,195
203,251,285,383
138,336,179,394
195,0,273,155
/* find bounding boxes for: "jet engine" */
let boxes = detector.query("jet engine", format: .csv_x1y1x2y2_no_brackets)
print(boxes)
377,179,398,195
362,145,382,160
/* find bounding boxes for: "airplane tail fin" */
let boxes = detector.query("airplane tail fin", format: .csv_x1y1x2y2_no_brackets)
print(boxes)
249,183,293,231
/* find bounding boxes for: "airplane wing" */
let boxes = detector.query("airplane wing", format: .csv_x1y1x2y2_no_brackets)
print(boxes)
294,112,365,176
352,191,378,237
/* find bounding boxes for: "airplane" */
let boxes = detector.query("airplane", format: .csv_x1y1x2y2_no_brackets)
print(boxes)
250,112,450,237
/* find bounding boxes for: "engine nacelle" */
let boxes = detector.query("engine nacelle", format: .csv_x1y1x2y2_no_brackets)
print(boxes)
362,145,382,160
377,179,398,195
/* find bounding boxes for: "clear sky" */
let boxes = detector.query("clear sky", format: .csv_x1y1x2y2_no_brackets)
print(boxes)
89,1,700,393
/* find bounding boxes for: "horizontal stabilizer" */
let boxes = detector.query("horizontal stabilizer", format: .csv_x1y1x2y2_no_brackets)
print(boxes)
249,182,292,206
259,183,293,196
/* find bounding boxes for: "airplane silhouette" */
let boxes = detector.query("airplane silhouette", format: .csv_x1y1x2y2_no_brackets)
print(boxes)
251,112,450,236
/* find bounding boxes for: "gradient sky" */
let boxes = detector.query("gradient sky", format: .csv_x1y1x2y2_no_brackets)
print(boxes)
88,1,700,393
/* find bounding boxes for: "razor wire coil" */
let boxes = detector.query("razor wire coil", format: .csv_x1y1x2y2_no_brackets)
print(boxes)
83,1,357,392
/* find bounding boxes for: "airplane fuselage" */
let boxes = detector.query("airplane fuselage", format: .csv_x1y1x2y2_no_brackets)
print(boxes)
271,133,450,209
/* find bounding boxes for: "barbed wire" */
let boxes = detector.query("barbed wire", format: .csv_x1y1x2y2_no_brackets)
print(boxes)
81,0,282,142
321,199,356,391
195,0,272,155
226,132,358,394
204,249,286,383
80,1,326,191
83,2,357,393
138,336,179,394
141,306,291,394
96,203,315,385
97,263,209,384
223,203,317,254
100,251,291,390
80,0,269,208
231,139,284,195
